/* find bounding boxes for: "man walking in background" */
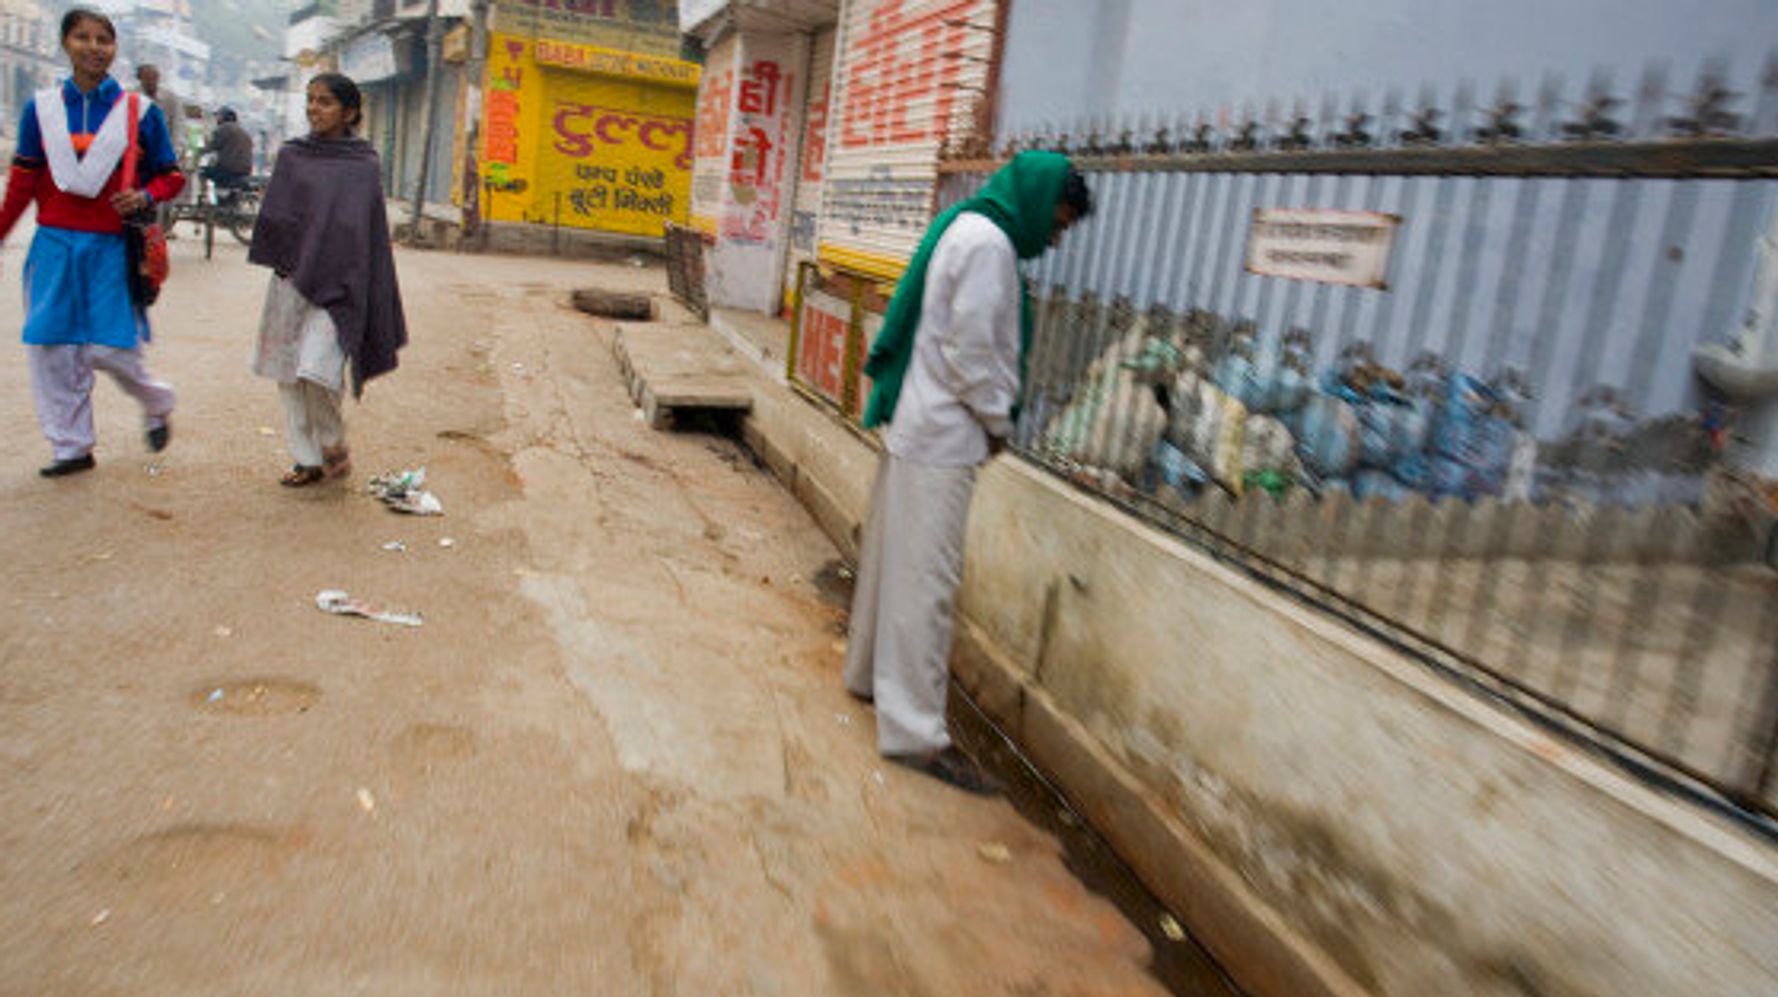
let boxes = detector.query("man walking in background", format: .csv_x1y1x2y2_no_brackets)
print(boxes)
136,63,185,233
844,151,1092,795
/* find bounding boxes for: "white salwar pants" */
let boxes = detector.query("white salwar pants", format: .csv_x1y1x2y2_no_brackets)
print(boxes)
29,344,175,460
254,276,348,470
843,454,978,757
279,378,344,468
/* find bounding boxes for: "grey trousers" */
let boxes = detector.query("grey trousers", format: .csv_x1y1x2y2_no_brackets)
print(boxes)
29,344,175,460
843,454,978,757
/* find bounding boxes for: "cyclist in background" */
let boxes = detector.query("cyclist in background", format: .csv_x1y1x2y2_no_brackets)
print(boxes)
200,106,253,192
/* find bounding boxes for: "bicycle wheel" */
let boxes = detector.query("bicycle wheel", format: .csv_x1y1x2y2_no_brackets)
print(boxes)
228,191,260,246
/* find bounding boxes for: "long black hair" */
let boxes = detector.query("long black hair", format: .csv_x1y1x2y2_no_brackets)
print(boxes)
60,7,116,42
309,72,364,132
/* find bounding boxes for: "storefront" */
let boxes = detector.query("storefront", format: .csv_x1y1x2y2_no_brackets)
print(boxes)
814,0,996,282
479,0,700,236
780,25,836,313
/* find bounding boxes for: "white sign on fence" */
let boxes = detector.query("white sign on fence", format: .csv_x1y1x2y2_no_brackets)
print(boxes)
1246,208,1399,289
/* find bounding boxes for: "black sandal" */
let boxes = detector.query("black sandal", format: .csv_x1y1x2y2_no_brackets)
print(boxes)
888,747,1001,797
40,455,97,478
280,465,325,487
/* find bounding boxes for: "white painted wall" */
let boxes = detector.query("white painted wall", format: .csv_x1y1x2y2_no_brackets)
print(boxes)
704,30,809,314
678,0,726,33
1000,0,1778,132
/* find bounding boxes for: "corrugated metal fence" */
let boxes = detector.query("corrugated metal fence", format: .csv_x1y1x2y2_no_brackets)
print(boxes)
938,58,1778,826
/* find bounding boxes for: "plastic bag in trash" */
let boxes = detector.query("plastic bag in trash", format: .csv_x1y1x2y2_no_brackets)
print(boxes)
1391,452,1433,492
1356,389,1433,468
1428,374,1514,496
1241,414,1298,475
1041,329,1167,481
1211,348,1312,415
1292,394,1362,479
1243,468,1294,498
1166,370,1250,493
368,468,445,516
1125,337,1187,381
1352,469,1413,502
1144,440,1208,496
1428,455,1508,501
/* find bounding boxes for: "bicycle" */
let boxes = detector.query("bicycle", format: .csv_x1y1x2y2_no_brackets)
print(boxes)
197,173,265,260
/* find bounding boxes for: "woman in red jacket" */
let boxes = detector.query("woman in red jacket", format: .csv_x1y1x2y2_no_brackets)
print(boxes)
0,8,185,477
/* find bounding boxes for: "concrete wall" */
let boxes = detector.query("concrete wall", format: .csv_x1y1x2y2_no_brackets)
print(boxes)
958,459,1778,996
738,366,1778,997
998,0,1778,132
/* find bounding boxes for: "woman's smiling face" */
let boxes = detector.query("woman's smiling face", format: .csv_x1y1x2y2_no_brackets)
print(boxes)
62,15,116,81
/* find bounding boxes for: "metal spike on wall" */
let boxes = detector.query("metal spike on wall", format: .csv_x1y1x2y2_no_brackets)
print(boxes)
1399,85,1444,145
1475,78,1524,144
1335,94,1373,148
1563,69,1623,141
1669,60,1740,137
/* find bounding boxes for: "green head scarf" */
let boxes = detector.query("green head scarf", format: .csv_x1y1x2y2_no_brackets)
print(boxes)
860,150,1073,429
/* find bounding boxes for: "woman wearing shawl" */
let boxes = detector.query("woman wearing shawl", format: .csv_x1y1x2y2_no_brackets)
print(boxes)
843,151,1092,794
0,8,185,478
248,73,407,487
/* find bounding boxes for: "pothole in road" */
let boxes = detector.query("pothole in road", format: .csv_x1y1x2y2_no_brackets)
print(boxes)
390,722,478,774
108,822,305,892
191,679,320,717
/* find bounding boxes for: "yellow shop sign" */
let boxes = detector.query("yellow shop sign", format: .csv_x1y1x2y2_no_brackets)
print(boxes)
532,40,702,88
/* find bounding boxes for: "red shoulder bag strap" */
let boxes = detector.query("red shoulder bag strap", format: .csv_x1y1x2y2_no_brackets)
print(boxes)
120,94,140,192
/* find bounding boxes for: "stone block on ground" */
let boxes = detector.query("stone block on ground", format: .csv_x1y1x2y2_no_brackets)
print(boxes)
573,288,657,321
610,322,754,430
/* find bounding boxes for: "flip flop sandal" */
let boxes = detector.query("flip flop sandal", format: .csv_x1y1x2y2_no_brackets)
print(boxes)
322,446,352,480
281,465,325,487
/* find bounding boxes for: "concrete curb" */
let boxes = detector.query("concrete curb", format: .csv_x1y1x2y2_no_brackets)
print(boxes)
727,332,1351,997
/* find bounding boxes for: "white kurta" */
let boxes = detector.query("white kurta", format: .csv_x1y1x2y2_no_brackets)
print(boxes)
847,213,1024,757
883,212,1022,466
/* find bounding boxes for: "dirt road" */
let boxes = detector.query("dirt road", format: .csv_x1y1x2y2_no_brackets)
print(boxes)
0,230,1186,995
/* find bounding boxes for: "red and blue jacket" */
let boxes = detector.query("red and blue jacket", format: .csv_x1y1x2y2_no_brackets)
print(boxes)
0,76,185,241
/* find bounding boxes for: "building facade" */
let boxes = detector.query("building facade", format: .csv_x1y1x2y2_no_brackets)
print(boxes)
683,0,997,316
477,0,699,239
0,0,57,139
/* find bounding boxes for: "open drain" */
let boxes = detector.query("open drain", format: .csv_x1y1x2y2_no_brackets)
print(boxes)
191,679,319,716
812,559,856,609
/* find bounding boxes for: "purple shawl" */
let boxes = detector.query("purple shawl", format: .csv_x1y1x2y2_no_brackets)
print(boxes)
248,136,407,396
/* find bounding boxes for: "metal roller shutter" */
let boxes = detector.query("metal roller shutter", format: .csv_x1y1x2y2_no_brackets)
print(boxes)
782,26,837,306
817,0,996,282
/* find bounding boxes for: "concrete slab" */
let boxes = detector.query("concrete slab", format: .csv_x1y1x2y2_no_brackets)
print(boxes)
611,321,755,429
710,307,792,377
